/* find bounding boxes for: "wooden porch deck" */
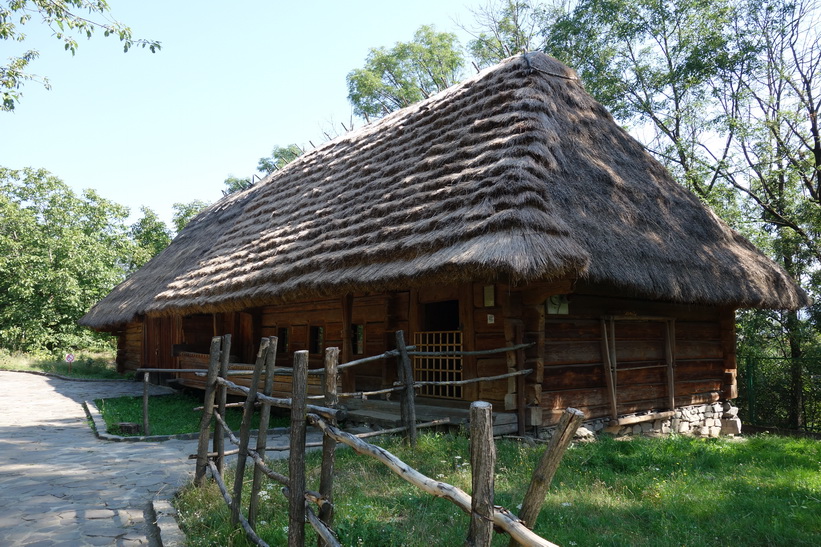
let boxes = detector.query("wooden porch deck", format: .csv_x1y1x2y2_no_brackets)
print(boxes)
343,398,519,436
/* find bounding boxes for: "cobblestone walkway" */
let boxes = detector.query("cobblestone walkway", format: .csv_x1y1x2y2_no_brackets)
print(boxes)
0,371,205,546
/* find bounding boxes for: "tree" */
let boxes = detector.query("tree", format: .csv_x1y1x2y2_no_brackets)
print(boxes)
171,199,209,233
257,143,303,174
347,25,466,119
221,144,304,197
545,0,745,212
465,0,549,69
1,0,160,111
717,0,821,428
128,206,171,271
539,0,820,429
0,167,134,352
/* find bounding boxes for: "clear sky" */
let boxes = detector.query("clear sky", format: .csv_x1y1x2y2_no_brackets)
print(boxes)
1,0,480,226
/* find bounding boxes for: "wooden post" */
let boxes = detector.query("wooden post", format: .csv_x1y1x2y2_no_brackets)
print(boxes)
142,371,151,437
231,338,268,526
665,320,676,411
289,350,309,547
514,322,527,436
395,330,417,447
510,408,584,546
319,346,340,545
600,318,618,420
214,334,232,477
194,336,222,486
249,337,278,528
467,401,495,547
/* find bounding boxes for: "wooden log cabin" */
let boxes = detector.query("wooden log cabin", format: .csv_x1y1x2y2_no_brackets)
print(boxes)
80,53,809,431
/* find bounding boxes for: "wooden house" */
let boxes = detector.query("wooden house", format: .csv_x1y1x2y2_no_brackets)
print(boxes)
79,53,809,431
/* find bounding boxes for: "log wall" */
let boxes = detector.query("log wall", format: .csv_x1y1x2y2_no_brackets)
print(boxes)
116,321,144,374
515,282,736,427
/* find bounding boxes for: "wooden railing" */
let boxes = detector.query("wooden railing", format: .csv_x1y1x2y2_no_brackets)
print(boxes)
183,332,583,546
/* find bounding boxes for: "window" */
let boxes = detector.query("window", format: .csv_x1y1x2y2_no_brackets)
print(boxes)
351,324,365,355
309,325,324,354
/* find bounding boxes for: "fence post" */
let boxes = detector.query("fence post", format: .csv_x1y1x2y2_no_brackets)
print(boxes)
289,350,310,547
142,371,151,436
467,401,495,547
396,330,417,447
746,358,756,426
510,408,584,546
194,336,223,487
249,337,278,528
214,334,232,477
231,338,270,527
319,346,340,545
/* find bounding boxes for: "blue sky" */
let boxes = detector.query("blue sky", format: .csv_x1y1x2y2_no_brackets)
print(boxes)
1,0,480,226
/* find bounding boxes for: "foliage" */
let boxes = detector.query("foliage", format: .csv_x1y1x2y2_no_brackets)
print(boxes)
0,0,160,111
93,392,288,437
128,206,171,271
0,167,133,352
466,0,549,69
221,144,304,197
347,25,466,119
0,348,121,378
257,143,303,175
175,431,821,546
171,199,210,234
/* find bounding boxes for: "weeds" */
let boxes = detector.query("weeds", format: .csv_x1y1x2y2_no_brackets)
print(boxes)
175,432,821,546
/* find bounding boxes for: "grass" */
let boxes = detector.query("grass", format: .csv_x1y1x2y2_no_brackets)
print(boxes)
175,432,821,546
0,349,123,379
94,392,290,437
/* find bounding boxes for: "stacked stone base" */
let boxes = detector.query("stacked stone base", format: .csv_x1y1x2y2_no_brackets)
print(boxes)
536,402,742,441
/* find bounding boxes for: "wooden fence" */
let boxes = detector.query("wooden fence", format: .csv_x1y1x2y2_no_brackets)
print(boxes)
182,332,582,546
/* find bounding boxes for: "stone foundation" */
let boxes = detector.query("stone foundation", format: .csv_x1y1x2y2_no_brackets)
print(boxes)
536,402,742,441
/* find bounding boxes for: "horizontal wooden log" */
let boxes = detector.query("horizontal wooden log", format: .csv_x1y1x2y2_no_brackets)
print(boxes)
609,411,675,426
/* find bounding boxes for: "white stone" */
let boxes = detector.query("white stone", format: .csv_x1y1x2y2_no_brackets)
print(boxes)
678,422,691,434
698,426,711,436
723,406,739,418
575,426,595,438
721,417,742,435
709,426,721,438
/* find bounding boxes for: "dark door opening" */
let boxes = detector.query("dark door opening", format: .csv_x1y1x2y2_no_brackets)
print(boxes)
422,300,460,331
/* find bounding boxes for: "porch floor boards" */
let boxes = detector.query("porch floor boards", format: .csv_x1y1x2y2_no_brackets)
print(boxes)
343,398,518,436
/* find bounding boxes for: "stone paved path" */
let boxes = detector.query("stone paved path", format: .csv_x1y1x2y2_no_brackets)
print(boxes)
0,371,307,546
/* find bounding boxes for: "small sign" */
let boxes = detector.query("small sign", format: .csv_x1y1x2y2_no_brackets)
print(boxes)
65,353,75,363
487,314,495,324
547,295,569,315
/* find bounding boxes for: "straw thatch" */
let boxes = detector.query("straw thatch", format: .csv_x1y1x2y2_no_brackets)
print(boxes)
80,53,809,330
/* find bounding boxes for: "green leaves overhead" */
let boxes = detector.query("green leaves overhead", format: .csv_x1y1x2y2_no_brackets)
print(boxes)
0,0,160,111
347,25,466,119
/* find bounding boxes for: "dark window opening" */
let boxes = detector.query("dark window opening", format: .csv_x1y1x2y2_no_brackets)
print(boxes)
422,300,460,331
351,324,365,355
277,327,289,354
309,326,324,354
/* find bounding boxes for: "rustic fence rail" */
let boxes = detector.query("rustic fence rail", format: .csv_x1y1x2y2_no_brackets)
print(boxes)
178,332,582,546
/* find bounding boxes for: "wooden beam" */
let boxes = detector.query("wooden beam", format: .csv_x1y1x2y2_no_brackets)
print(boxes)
600,318,618,420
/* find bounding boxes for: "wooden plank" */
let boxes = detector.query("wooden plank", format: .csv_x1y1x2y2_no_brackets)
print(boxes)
544,341,602,365
665,320,676,410
675,340,724,360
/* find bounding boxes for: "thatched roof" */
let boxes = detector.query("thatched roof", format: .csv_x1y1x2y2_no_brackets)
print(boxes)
80,53,809,330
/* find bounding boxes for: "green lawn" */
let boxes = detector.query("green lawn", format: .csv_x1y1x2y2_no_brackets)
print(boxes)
0,350,123,379
175,432,821,546
94,392,290,437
